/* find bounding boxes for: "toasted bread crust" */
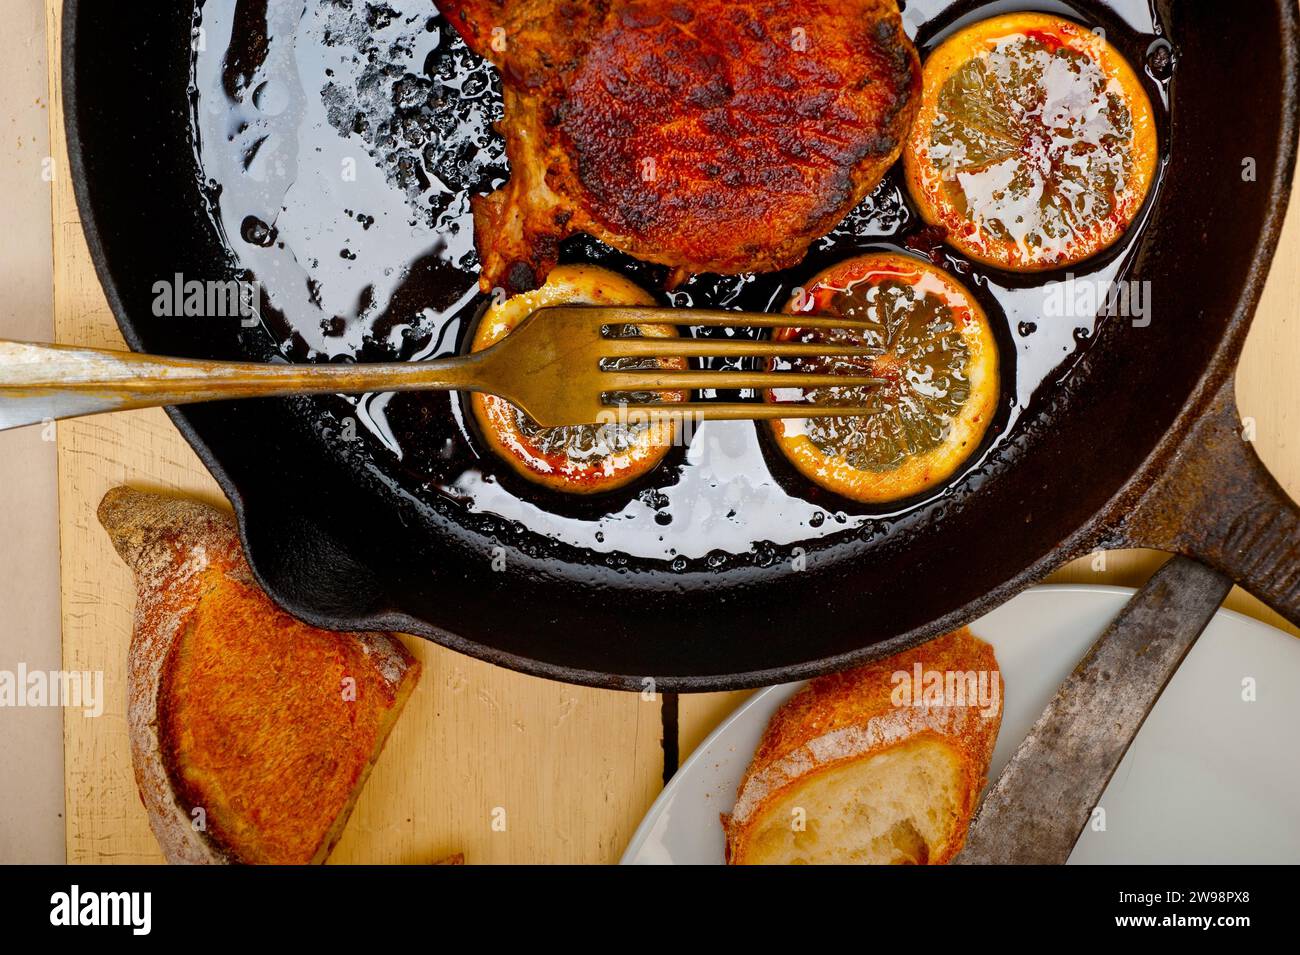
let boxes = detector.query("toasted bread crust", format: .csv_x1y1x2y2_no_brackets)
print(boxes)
724,628,1001,864
99,487,420,865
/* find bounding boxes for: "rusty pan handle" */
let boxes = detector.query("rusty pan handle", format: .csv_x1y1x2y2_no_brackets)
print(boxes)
1117,374,1300,627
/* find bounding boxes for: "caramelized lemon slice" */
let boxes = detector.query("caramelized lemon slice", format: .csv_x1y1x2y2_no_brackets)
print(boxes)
767,253,998,504
904,12,1158,271
470,264,685,494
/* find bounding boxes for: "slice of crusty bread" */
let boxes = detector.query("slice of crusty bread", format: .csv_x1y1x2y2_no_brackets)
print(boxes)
99,486,421,865
724,628,1001,865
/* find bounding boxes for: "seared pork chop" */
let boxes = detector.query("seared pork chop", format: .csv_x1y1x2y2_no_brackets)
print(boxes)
438,0,921,293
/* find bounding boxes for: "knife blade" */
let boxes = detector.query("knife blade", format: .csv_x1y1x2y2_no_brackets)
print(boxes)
956,555,1234,865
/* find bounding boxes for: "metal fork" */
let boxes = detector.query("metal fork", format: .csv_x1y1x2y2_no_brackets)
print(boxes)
0,306,885,432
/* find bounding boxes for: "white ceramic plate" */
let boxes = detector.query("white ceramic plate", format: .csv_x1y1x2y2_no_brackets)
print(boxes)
622,585,1300,864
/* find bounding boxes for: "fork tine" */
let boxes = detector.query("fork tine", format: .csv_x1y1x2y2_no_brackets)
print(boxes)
643,314,874,332
601,339,883,359
601,370,886,390
603,402,883,421
538,305,876,332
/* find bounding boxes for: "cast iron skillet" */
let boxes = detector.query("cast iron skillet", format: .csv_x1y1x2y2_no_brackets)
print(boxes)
63,0,1300,690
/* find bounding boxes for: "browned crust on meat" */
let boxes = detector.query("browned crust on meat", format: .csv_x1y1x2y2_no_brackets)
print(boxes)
438,0,920,292
98,487,420,865
556,0,920,274
439,0,611,86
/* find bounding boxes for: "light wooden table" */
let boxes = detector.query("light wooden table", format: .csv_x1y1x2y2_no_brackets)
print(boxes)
47,4,1300,863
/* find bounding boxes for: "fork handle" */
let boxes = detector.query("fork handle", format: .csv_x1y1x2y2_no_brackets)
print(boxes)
0,340,487,432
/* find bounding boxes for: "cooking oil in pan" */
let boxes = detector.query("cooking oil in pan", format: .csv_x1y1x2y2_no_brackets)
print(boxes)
190,0,1172,571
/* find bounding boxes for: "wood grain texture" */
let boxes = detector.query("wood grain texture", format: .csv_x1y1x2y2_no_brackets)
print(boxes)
47,1,662,865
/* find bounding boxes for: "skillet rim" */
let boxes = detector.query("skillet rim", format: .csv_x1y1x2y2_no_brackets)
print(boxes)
60,0,1300,691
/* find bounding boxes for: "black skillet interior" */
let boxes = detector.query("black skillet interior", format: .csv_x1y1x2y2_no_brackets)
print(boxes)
65,0,1297,688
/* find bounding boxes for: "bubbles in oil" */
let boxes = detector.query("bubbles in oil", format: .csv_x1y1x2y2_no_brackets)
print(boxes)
194,0,503,364
240,215,276,247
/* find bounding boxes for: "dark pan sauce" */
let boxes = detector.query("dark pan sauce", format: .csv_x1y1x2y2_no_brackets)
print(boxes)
189,0,1172,571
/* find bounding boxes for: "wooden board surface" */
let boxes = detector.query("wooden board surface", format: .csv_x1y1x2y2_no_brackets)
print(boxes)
47,2,663,865
50,2,1300,862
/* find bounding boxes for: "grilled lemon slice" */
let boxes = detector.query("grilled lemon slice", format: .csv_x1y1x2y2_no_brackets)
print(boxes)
904,12,1157,272
470,265,685,494
767,253,998,504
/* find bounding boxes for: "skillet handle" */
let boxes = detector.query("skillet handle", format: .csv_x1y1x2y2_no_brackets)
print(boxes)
1118,374,1300,628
